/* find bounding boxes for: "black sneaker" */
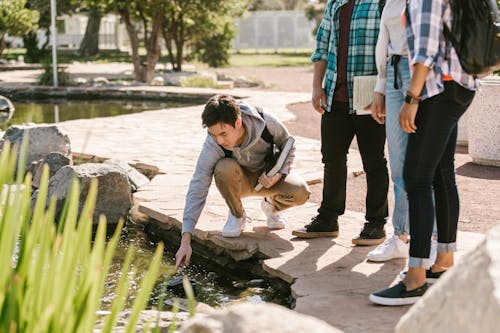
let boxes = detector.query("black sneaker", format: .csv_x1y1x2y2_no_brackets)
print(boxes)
369,281,428,306
292,215,339,239
399,268,447,283
352,223,386,246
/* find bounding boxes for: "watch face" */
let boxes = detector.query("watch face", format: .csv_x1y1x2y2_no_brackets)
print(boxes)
405,95,419,104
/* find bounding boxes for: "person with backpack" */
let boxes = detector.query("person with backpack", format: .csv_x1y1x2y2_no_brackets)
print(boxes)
175,94,310,269
292,0,390,245
367,0,438,263
369,0,479,306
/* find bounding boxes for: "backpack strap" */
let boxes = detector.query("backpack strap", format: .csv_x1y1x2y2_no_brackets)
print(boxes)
221,146,232,158
218,105,274,158
255,106,273,144
378,0,386,16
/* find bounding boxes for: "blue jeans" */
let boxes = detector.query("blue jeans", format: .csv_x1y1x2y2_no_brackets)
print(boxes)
385,56,411,236
405,81,475,268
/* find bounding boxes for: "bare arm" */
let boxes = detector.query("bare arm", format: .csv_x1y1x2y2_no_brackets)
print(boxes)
312,60,328,114
399,63,431,133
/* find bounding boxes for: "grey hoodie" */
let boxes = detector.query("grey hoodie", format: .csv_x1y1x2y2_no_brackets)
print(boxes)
181,101,296,234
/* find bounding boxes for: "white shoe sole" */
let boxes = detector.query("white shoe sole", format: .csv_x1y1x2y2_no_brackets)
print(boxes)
369,293,421,306
267,222,285,230
221,231,242,237
367,254,409,262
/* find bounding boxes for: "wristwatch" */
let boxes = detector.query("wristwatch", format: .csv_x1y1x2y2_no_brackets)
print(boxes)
404,94,420,105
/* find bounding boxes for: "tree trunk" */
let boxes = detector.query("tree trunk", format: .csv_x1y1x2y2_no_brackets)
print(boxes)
79,7,102,57
0,33,5,58
143,12,164,83
119,8,144,81
174,12,184,72
118,8,163,83
162,29,178,71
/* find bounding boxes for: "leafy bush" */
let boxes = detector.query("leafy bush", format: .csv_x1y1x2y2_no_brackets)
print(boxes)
180,75,218,88
38,59,71,86
0,139,164,333
192,22,235,68
23,32,49,63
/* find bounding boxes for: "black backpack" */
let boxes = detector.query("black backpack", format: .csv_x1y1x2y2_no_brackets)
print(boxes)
443,0,500,77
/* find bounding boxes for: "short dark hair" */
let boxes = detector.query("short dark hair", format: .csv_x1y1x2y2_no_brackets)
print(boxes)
201,95,240,128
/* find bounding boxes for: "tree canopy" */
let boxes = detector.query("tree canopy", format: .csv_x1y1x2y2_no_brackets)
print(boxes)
0,0,39,57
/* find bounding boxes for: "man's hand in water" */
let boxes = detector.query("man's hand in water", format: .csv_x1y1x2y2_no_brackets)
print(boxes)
175,233,192,269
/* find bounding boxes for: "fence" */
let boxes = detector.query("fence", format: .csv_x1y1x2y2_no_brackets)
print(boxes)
233,11,316,52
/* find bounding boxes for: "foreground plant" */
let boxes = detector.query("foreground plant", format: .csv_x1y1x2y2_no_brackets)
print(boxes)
0,140,164,333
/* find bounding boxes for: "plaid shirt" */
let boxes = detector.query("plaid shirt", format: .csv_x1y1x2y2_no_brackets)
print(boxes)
405,0,479,100
311,0,380,114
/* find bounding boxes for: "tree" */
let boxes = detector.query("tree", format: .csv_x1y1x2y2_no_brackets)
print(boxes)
162,0,246,71
76,0,114,56
305,0,326,36
115,0,165,83
23,0,73,63
0,0,39,58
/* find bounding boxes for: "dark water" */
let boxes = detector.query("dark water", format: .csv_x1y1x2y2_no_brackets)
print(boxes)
0,99,193,130
105,223,287,310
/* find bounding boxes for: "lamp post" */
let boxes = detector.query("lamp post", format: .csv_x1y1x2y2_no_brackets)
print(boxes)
50,0,58,87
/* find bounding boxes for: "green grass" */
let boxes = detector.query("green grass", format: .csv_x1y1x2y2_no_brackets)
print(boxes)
1,47,313,68
228,52,312,67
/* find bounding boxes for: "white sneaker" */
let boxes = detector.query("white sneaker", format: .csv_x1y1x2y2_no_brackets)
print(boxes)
366,235,409,262
261,197,285,230
222,210,248,237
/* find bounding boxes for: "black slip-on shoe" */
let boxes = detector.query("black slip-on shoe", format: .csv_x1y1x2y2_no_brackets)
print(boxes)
399,268,446,283
369,281,428,306
292,215,339,239
352,223,386,246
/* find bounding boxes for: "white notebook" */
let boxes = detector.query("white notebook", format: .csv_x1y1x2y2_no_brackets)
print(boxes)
353,75,377,115
255,136,295,191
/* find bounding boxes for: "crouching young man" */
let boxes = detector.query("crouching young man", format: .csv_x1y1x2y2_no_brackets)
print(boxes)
175,95,310,268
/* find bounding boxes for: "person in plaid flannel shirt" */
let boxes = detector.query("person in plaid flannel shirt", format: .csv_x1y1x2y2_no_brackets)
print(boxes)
293,0,390,245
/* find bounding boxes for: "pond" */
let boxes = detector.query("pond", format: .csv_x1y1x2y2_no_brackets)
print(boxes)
107,222,289,310
2,98,290,311
0,99,194,130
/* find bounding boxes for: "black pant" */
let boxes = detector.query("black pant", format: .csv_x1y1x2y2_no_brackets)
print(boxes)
404,81,475,259
319,102,389,226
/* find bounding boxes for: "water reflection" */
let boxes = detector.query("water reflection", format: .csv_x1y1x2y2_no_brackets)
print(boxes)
105,223,289,311
0,99,192,130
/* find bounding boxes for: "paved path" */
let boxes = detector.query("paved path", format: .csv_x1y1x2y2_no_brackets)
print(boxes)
51,85,485,332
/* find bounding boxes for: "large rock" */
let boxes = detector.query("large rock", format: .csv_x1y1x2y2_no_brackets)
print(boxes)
396,225,500,333
33,163,132,225
103,159,149,192
180,302,342,333
0,124,71,171
0,95,15,124
31,152,73,189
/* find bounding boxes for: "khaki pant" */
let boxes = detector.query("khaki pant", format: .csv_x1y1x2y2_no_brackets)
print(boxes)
214,158,310,218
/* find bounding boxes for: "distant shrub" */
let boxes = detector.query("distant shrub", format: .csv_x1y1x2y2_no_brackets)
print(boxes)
38,59,71,86
180,75,218,88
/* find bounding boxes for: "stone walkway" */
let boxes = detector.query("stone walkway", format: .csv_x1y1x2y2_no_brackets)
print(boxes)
46,86,485,332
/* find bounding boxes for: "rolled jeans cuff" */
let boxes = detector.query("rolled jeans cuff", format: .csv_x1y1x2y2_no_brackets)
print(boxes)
408,257,432,269
437,242,457,253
